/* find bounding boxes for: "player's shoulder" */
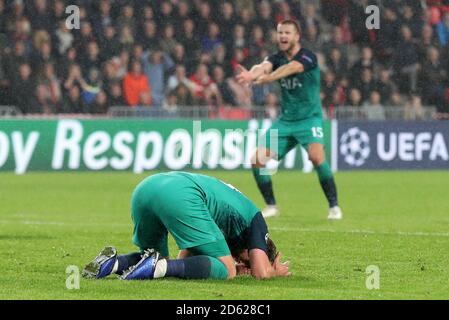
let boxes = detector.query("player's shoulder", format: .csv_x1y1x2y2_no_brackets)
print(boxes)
296,47,318,63
265,51,283,63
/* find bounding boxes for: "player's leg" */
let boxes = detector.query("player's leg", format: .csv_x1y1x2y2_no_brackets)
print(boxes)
82,246,144,279
83,183,170,279
298,118,343,219
252,121,297,218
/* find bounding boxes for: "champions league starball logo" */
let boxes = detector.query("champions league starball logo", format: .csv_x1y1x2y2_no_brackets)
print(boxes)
340,127,371,167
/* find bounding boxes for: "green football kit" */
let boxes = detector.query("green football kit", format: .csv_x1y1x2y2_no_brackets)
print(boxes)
253,47,339,210
264,47,324,157
131,171,268,259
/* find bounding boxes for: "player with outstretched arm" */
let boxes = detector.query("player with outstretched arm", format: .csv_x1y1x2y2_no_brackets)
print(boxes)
236,20,343,220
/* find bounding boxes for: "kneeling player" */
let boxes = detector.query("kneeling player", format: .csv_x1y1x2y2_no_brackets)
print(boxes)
82,171,291,280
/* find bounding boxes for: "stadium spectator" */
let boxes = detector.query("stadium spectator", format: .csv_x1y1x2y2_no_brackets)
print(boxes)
189,63,222,106
419,47,447,113
11,63,36,114
123,60,152,107
160,24,178,56
94,0,113,31
80,41,102,73
117,4,136,33
4,41,29,81
389,91,407,107
176,1,192,25
202,22,223,54
100,26,121,60
178,19,201,58
436,12,449,46
163,90,181,116
350,46,375,84
167,64,197,95
302,24,323,54
300,4,321,34
376,69,398,104
419,25,440,62
140,20,160,52
393,26,420,93
377,7,402,60
357,68,377,103
275,1,297,23
363,91,386,120
119,25,135,53
90,90,109,114
141,48,174,107
322,71,337,107
248,25,265,58
62,85,87,114
35,84,56,114
37,63,62,108
0,0,6,35
213,65,237,107
196,1,212,38
255,1,274,33
219,2,238,35
108,82,126,107
173,83,196,107
347,88,363,107
405,94,426,120
326,48,348,78
0,0,445,119
401,5,424,38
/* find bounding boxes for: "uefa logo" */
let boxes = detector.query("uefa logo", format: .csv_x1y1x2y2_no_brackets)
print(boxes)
340,127,370,167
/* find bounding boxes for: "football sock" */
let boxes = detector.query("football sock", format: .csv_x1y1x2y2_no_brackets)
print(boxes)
315,161,338,208
252,167,276,205
154,256,228,280
115,252,142,275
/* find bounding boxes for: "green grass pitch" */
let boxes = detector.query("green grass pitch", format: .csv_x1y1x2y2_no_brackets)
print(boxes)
0,170,448,300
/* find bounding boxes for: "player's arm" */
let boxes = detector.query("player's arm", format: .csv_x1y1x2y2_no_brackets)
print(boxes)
236,61,273,85
249,249,290,279
245,213,291,279
254,61,304,85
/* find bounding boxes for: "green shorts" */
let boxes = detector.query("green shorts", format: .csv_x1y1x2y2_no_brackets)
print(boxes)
263,117,324,160
130,174,231,258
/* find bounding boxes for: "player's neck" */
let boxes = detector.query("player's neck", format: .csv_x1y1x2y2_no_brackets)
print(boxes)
285,43,301,60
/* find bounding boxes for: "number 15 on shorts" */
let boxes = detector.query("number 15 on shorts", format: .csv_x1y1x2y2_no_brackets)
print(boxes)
312,127,324,138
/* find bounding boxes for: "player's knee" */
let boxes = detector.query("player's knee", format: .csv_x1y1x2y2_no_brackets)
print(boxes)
251,149,274,168
309,152,324,166
251,152,265,168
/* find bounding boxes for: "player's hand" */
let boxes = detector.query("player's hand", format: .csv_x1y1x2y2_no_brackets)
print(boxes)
272,252,291,277
235,64,253,85
254,74,273,85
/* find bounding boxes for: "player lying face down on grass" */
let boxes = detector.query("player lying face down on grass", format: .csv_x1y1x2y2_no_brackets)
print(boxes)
83,172,291,280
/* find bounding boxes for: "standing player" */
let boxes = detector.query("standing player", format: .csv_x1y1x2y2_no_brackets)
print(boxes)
83,171,290,281
236,20,343,220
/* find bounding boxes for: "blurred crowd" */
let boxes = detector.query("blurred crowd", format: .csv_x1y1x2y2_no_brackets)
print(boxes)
0,0,449,119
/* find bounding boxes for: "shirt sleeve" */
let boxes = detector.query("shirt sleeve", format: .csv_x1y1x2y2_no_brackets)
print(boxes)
265,54,280,71
248,212,269,253
294,50,318,72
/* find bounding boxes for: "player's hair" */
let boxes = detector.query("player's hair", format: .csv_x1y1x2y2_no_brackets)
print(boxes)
266,238,278,264
278,19,302,36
